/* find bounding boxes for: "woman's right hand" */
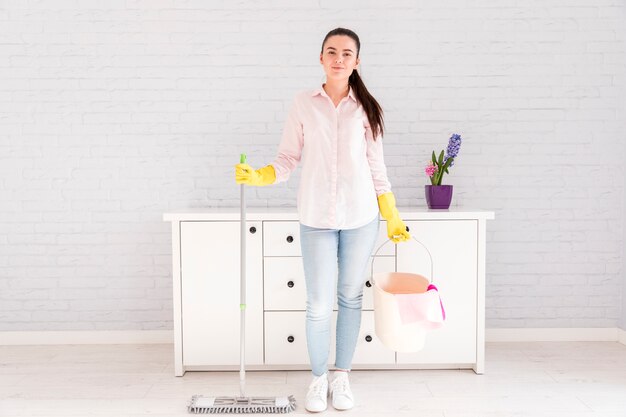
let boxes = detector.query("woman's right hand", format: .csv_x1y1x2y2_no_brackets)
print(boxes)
235,163,276,186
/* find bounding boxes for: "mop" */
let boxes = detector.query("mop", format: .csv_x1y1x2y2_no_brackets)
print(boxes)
188,154,296,414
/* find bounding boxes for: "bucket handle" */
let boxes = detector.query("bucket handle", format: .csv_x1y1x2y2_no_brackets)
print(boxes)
370,236,434,285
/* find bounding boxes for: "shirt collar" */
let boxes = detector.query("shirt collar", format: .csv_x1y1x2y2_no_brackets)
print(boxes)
312,85,357,102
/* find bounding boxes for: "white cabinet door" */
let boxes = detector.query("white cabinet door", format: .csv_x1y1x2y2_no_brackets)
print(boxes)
180,221,263,366
396,220,478,364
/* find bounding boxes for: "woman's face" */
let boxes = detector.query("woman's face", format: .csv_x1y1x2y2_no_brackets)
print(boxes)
320,35,360,82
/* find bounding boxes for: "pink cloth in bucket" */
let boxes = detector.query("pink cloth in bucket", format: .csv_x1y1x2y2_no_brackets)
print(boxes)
394,284,446,327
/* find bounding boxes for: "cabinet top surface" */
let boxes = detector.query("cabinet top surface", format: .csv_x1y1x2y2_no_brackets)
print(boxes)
163,207,495,222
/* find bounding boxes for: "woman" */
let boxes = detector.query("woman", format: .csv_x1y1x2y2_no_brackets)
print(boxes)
235,27,410,413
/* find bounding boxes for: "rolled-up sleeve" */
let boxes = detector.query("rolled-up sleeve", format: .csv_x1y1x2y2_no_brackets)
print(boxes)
365,118,392,196
271,97,304,184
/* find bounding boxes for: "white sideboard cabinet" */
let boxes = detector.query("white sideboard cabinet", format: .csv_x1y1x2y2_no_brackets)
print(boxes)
164,208,494,376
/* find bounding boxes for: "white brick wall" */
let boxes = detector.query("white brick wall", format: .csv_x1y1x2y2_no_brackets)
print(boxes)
0,1,624,331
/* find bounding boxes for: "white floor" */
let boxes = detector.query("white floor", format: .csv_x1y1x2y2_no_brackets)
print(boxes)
1,342,625,416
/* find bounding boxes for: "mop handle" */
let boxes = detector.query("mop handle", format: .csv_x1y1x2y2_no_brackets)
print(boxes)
239,153,246,398
370,235,434,286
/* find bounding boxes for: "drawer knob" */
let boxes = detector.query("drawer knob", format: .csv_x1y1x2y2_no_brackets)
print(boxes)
365,280,371,288
365,335,372,343
287,335,295,343
287,280,294,288
249,226,257,234
286,235,294,243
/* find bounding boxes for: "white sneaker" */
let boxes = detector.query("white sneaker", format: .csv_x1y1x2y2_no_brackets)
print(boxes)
329,371,354,410
305,372,329,412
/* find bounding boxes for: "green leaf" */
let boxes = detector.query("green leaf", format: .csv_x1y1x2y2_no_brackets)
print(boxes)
431,151,437,165
438,150,444,166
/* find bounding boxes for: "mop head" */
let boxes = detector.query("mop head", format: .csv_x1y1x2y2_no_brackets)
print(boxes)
188,395,297,414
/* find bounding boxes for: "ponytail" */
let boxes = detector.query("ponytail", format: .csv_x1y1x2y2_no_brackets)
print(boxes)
349,69,385,140
322,27,385,140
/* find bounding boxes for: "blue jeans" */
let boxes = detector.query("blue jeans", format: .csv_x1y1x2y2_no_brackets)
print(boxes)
299,215,380,377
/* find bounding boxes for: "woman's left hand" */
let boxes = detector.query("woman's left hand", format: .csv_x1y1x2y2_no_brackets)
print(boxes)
377,192,411,243
386,216,411,243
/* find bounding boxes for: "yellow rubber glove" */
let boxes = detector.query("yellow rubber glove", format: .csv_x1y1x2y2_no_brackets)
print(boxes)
377,192,411,243
235,163,276,186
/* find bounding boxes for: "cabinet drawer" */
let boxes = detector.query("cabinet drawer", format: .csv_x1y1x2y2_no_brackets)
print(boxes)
363,256,395,310
264,256,394,312
264,221,301,257
264,311,394,366
264,257,306,311
264,220,394,257
264,311,336,365
352,311,396,364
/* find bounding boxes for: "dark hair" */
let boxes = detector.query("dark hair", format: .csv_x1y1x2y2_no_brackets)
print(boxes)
321,27,385,140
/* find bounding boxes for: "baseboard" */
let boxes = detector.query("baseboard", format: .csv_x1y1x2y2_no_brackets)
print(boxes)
486,327,626,345
1,328,624,346
0,330,173,345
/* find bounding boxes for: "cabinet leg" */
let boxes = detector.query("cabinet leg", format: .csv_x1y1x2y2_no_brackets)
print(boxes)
473,362,484,375
175,360,184,377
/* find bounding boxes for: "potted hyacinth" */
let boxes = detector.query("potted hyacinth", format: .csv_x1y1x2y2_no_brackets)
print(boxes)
424,133,462,209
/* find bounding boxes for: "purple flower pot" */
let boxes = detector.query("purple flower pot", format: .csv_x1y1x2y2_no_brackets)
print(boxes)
425,185,453,209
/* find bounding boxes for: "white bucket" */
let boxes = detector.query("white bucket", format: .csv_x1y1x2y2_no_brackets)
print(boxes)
372,271,431,352
371,237,445,353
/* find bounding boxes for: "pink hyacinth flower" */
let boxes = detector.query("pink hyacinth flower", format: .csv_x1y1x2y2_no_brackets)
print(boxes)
425,163,438,177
